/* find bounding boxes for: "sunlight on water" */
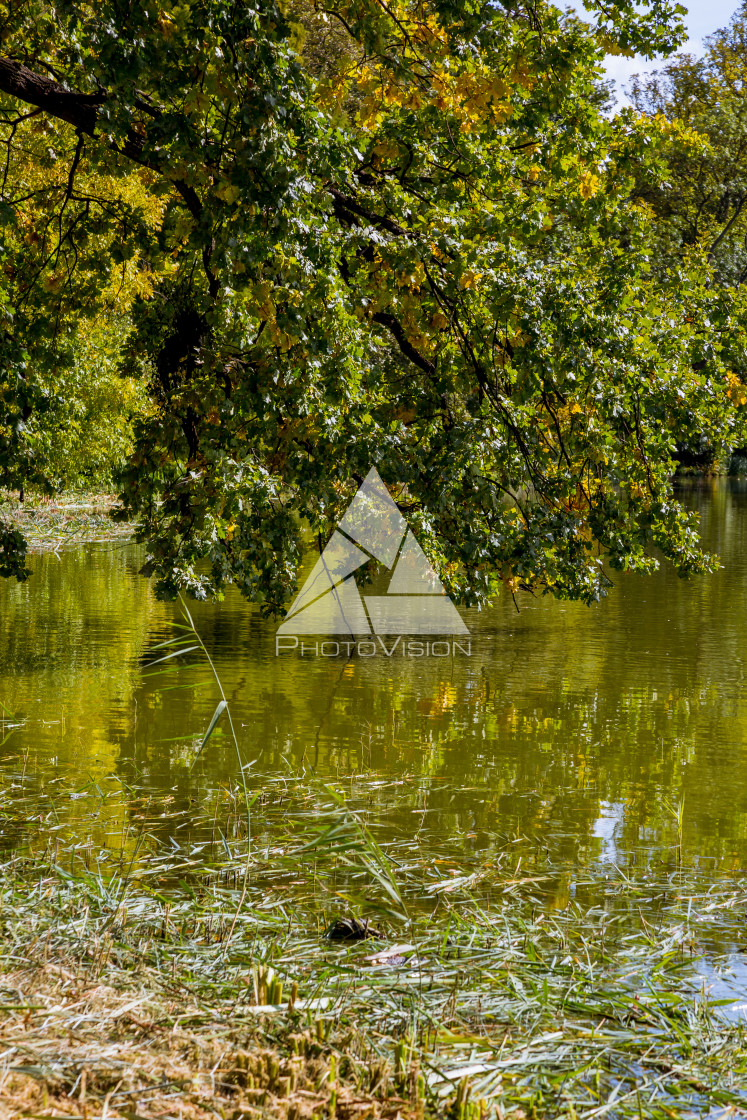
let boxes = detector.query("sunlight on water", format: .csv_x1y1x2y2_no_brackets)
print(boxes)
2,476,747,881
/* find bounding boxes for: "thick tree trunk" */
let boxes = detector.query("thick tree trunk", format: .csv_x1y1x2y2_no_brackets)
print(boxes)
0,57,103,133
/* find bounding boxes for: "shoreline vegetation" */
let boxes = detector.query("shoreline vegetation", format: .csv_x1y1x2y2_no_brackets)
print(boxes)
1,841,747,1120
0,492,134,552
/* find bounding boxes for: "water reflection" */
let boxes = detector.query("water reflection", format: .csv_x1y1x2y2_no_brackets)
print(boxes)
1,477,747,876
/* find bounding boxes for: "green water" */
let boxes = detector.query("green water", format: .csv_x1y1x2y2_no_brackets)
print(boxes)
2,476,747,892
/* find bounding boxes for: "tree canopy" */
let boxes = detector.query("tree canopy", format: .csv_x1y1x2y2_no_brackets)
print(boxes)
630,3,747,287
1,0,745,610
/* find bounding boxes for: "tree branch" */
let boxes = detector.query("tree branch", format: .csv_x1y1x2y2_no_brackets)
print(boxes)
328,186,409,237
0,57,104,133
0,55,204,222
371,310,436,375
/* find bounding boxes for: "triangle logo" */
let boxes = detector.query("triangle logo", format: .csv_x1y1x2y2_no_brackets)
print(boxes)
277,468,468,635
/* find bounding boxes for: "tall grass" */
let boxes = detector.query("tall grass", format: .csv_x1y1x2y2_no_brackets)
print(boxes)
1,838,747,1117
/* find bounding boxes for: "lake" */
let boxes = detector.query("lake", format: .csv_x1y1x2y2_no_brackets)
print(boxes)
2,476,747,901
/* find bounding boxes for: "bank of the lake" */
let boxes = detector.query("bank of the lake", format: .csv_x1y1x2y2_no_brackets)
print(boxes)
0,491,134,551
2,838,747,1119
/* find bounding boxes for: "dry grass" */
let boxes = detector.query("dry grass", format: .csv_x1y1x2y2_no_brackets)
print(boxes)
0,929,422,1120
1,840,747,1120
0,971,412,1119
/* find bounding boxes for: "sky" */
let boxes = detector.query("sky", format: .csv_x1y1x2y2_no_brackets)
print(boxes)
564,0,741,106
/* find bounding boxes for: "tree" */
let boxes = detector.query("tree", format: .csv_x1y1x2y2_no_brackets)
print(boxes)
0,0,744,610
0,80,161,575
625,4,747,466
630,4,747,288
40,319,150,490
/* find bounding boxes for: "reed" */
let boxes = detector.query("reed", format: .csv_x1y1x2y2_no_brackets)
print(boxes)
0,812,747,1117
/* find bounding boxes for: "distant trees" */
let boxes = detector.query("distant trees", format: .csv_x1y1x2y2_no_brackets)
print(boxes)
628,3,747,466
631,4,747,287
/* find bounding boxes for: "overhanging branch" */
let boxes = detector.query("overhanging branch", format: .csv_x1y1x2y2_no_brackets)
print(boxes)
371,310,436,376
0,55,203,221
0,57,103,134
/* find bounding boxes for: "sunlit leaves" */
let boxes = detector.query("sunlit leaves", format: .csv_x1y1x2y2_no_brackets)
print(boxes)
0,0,744,606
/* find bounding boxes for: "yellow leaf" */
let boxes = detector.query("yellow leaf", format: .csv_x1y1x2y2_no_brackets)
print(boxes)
459,270,482,291
727,372,747,406
158,12,175,37
580,171,600,199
